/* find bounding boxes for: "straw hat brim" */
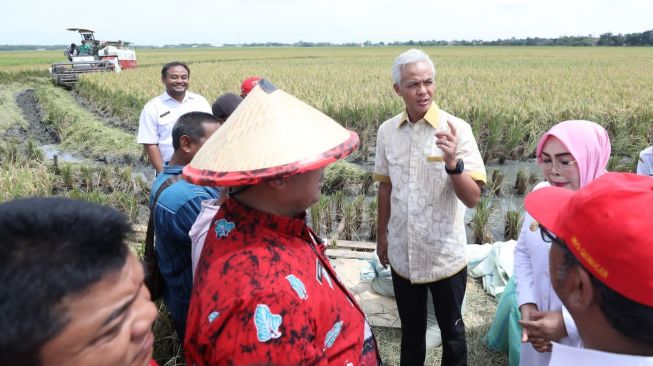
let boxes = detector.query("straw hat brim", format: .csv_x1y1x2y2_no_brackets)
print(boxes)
183,79,359,186
183,131,358,186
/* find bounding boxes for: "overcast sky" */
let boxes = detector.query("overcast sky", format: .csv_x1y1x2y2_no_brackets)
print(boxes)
2,0,650,46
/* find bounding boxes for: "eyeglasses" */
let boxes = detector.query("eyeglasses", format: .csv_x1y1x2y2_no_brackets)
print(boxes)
539,225,568,249
539,158,577,173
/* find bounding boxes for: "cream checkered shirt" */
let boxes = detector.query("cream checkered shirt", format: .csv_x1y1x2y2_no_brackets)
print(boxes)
373,104,486,283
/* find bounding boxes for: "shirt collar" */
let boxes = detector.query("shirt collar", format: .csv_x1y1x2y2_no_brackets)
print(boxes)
162,162,184,175
162,90,191,103
223,197,309,239
398,102,440,129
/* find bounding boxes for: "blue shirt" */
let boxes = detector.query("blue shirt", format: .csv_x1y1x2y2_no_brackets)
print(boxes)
151,163,221,339
150,163,184,206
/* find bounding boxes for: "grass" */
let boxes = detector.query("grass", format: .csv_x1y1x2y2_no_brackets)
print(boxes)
513,169,529,195
504,207,523,241
485,169,505,197
470,197,494,244
0,83,29,133
322,160,369,195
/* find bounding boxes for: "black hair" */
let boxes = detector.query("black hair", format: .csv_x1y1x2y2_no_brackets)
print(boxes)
161,61,190,78
172,111,219,151
557,246,653,344
0,197,131,366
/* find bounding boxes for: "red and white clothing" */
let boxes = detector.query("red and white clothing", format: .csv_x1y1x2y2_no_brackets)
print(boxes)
185,198,380,365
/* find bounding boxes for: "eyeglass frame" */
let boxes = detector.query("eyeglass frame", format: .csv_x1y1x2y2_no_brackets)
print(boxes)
539,225,573,252
538,157,578,172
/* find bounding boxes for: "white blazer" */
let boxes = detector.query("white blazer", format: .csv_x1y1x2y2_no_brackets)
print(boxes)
514,182,582,366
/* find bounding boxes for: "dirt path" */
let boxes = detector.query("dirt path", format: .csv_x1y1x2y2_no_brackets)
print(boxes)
10,89,59,145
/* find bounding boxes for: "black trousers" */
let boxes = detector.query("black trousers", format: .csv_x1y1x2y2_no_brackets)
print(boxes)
391,267,468,366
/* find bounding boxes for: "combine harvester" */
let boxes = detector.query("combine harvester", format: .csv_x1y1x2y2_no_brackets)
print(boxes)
49,28,137,87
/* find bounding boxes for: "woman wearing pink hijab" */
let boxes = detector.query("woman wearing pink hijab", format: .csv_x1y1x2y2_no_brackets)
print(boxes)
513,120,611,366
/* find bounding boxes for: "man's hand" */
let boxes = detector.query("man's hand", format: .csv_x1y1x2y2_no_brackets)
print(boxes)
377,236,389,268
519,310,567,349
143,144,164,173
435,120,458,170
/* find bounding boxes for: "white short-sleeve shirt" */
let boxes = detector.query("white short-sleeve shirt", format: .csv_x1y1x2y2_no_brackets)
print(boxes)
137,91,211,162
373,103,486,283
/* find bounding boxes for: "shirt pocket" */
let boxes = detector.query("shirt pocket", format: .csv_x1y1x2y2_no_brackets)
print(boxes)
423,139,444,163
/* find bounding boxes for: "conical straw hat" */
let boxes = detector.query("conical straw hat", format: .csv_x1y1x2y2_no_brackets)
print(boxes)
183,79,359,186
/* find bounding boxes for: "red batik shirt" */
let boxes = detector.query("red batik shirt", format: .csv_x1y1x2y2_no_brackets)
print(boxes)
185,198,380,366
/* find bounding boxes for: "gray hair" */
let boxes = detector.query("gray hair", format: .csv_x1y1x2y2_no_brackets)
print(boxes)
391,49,436,86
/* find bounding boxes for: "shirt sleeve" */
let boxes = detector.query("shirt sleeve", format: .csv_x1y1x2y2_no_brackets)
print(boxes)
455,119,486,183
185,288,328,366
514,212,537,307
137,101,159,144
373,123,390,182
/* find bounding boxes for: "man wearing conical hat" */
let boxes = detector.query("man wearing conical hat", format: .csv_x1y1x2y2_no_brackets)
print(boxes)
183,80,381,365
374,49,487,366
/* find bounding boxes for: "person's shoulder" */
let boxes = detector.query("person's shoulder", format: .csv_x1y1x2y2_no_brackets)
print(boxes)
640,146,653,157
158,181,219,207
379,112,403,131
142,92,167,108
150,173,170,191
186,91,209,102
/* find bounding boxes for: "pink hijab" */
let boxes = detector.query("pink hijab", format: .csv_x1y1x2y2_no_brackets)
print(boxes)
536,120,611,188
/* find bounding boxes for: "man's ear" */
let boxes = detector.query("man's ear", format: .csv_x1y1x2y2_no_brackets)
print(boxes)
179,135,194,153
393,83,401,95
564,266,596,312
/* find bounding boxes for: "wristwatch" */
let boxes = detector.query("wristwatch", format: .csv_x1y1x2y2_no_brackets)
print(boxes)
445,159,464,175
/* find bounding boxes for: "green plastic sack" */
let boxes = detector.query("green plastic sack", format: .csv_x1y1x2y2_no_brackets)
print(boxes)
484,276,521,366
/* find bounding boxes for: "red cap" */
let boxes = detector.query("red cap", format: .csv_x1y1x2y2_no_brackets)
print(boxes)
525,172,653,307
240,76,262,97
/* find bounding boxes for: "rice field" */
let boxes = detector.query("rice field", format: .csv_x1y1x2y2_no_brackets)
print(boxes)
74,46,653,162
1,45,653,365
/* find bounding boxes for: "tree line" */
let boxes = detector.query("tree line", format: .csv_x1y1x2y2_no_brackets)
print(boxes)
2,28,651,51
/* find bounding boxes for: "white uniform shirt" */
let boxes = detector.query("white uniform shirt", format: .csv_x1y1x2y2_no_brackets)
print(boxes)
514,181,582,366
137,91,211,162
373,104,486,283
550,342,653,366
637,146,653,176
